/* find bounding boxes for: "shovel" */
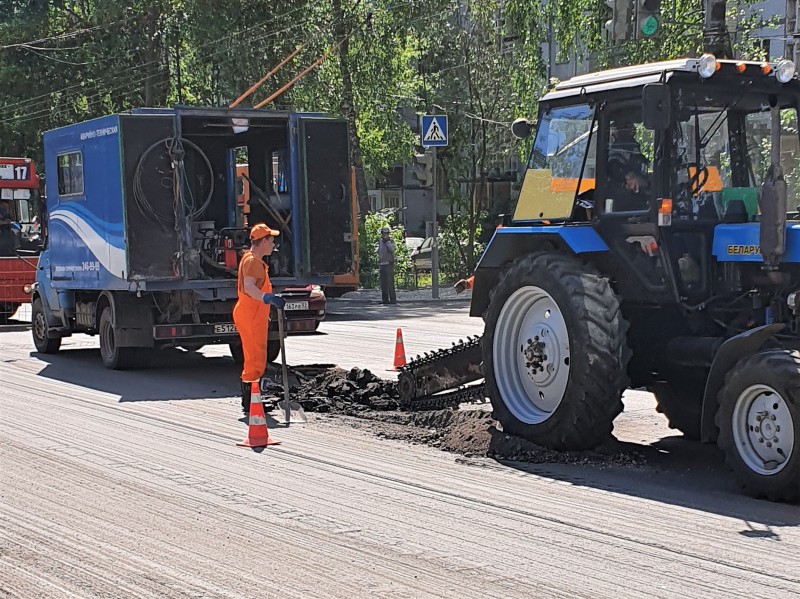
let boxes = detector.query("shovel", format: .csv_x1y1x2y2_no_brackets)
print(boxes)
273,308,308,425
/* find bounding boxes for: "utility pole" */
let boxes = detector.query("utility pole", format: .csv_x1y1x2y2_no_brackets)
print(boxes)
703,0,733,58
431,145,439,299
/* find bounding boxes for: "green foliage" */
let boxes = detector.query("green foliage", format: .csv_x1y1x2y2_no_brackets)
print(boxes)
438,212,485,277
2,0,787,285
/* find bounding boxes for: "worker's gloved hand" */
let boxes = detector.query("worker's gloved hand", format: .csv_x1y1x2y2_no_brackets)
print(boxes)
261,293,286,309
454,279,469,294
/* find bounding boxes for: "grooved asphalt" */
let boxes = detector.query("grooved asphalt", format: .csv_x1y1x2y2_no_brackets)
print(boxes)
1,301,798,598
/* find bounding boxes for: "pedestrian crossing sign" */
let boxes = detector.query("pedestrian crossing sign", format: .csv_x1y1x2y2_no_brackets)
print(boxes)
421,115,448,147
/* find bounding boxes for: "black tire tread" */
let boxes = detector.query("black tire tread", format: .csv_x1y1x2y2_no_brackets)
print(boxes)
715,350,800,503
99,307,144,370
31,298,61,354
483,252,630,450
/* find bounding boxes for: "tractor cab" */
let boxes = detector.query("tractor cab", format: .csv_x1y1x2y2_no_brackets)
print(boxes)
508,55,800,308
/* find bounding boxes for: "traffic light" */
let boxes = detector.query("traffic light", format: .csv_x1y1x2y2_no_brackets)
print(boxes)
604,0,633,43
411,152,434,187
635,0,661,39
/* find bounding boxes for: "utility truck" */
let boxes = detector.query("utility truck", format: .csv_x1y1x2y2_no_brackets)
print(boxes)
31,107,357,367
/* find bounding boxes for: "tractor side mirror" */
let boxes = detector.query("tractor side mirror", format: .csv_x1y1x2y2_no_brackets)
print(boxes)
642,84,671,130
511,118,534,140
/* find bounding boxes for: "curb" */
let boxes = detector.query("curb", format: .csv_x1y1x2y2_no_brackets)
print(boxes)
0,323,31,332
330,297,471,305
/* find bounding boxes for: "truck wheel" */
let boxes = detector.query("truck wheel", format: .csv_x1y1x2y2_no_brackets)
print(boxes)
1,302,20,324
716,350,799,503
483,253,630,450
98,307,141,370
229,341,244,365
650,381,703,441
31,298,61,354
267,339,281,364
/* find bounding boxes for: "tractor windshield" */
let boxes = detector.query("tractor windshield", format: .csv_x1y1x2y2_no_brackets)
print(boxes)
671,87,800,219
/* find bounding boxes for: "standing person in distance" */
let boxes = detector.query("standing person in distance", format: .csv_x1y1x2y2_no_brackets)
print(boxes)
233,223,286,415
378,226,397,305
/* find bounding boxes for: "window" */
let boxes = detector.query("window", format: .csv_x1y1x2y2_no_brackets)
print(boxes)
383,189,401,209
530,104,596,178
744,108,800,212
516,103,597,220
604,110,654,212
57,152,84,196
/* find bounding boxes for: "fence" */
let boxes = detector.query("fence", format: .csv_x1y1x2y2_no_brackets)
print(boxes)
359,267,464,291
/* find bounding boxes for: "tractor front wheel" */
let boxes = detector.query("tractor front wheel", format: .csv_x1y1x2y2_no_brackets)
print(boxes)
483,253,630,450
716,350,799,503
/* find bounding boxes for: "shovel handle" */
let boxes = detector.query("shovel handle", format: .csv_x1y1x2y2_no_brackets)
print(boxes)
277,308,292,424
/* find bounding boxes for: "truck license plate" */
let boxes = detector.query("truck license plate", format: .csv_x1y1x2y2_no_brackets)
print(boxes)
213,323,238,334
284,301,309,311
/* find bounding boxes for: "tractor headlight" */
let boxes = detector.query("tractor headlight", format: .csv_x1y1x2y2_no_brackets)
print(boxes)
775,60,796,83
698,54,718,79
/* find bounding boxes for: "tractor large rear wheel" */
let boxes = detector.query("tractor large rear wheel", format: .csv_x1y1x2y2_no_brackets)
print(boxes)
716,350,799,503
483,253,630,450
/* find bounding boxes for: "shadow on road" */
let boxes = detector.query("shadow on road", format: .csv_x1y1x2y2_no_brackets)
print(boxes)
326,299,472,322
32,347,244,402
494,435,800,528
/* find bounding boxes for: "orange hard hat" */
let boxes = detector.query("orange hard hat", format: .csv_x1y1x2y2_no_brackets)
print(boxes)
250,223,280,241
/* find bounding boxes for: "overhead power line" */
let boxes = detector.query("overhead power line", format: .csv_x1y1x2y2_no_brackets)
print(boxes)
0,16,138,51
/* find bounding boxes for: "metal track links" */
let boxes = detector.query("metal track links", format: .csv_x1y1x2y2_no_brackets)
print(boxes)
404,383,487,411
398,335,485,411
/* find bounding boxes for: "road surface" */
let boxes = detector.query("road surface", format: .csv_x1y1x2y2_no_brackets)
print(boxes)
1,300,798,598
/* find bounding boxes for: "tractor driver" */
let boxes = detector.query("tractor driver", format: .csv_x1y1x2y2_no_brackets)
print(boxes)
233,223,286,415
606,119,652,211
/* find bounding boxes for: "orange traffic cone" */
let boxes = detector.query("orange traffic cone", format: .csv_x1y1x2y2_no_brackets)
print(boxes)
237,382,281,448
391,328,407,370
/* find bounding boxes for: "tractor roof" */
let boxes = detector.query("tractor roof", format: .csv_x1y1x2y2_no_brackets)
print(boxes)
542,57,798,102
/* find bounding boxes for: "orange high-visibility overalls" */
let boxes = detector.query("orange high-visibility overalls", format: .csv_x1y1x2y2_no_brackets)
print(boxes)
233,250,272,383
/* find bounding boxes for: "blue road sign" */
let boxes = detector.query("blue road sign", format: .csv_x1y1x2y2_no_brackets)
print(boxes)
421,115,448,147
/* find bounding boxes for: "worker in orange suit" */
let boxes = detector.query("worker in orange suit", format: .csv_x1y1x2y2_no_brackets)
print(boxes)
233,223,286,414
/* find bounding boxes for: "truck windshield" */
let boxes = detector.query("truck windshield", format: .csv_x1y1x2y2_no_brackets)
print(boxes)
671,88,799,220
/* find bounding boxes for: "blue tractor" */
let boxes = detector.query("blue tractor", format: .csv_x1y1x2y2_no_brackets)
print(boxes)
479,55,800,502
402,56,800,502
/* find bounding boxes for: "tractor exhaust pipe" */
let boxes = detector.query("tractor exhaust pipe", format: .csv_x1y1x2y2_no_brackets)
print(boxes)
759,103,788,272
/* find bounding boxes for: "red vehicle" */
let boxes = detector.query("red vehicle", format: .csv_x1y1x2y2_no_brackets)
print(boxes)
0,157,40,323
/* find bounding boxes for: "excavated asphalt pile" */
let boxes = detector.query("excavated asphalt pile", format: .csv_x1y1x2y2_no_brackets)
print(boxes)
287,366,402,413
283,365,648,467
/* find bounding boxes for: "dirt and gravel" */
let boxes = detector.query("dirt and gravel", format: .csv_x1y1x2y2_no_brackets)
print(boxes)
279,365,648,468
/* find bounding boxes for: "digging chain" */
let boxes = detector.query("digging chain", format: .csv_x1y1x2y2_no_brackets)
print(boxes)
403,382,487,411
399,335,482,372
